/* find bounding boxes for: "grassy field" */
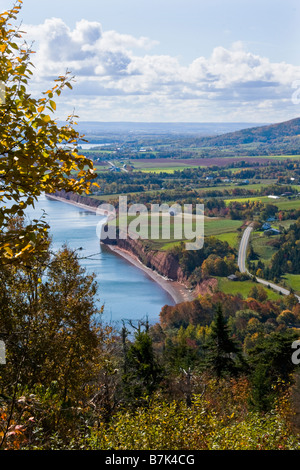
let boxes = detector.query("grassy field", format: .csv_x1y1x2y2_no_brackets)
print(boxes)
224,195,300,210
204,218,243,237
107,213,244,252
214,231,241,249
250,230,300,296
250,231,279,266
281,274,300,296
138,167,197,174
217,277,282,301
196,181,276,193
131,159,199,173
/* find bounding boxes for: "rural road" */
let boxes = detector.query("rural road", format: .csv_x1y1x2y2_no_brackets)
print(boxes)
238,224,300,302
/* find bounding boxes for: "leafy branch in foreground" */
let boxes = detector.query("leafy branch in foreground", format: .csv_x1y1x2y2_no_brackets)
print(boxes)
0,0,97,262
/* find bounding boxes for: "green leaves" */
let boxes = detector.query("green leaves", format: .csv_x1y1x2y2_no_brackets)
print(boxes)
0,3,97,263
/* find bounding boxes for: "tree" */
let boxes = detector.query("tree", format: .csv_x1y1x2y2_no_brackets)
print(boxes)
121,322,163,403
247,330,299,412
0,232,112,448
204,304,244,379
0,1,97,262
248,363,275,412
249,285,268,302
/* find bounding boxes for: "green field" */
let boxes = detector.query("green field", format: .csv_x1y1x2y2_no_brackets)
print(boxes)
217,277,282,301
224,195,300,211
132,160,199,173
108,213,244,251
138,167,197,174
250,231,300,296
199,180,278,193
281,274,300,296
214,231,241,249
250,231,279,266
204,218,243,237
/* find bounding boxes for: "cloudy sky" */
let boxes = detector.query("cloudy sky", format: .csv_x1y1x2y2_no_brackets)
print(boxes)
1,0,300,123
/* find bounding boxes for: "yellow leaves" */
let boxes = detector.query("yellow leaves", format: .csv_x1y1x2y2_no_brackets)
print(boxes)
42,115,51,124
3,244,13,257
2,242,34,260
49,100,56,111
0,4,97,265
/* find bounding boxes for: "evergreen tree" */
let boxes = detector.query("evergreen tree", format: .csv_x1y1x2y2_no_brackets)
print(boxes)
121,323,163,403
204,304,244,379
247,330,299,412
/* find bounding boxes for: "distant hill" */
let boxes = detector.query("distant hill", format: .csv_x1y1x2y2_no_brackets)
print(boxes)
64,121,265,137
60,118,300,156
198,117,300,148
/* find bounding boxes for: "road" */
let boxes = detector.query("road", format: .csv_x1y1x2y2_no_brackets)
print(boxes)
238,224,300,302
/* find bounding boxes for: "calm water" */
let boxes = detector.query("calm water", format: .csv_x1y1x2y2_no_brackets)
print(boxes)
24,194,174,327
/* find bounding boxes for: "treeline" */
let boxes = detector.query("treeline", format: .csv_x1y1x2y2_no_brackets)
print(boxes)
169,237,237,283
1,229,300,450
90,159,300,198
249,219,300,282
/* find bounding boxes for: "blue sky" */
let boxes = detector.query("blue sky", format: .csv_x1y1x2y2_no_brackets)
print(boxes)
1,0,300,122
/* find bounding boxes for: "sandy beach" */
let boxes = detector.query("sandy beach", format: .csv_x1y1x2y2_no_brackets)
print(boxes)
102,243,195,305
45,193,115,217
46,193,99,212
46,193,195,305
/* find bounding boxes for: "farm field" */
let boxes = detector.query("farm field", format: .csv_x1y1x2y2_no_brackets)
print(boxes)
204,218,244,237
282,274,300,296
224,195,300,210
148,219,243,251
249,229,300,297
118,156,283,170
199,180,278,193
214,231,240,249
107,213,244,252
216,277,282,301
250,231,279,266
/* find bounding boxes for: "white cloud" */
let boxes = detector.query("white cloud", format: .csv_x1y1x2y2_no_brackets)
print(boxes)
22,18,300,121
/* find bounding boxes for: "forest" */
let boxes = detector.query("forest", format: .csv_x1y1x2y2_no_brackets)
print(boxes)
1,230,300,450
1,2,300,452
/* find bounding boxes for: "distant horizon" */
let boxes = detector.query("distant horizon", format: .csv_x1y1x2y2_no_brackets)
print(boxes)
62,116,299,128
72,120,269,124
1,0,299,123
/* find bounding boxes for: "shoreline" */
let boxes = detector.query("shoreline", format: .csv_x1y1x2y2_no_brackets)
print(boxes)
46,193,99,213
45,193,115,218
102,243,195,305
46,193,194,305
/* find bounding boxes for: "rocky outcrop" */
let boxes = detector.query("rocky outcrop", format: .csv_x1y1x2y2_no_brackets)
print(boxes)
194,278,218,296
49,190,101,210
101,237,187,283
49,191,213,298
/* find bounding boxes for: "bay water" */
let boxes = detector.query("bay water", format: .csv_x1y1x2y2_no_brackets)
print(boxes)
24,194,174,328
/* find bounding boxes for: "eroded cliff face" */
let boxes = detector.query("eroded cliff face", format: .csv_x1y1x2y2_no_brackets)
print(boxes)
51,190,101,209
102,237,187,283
50,191,215,294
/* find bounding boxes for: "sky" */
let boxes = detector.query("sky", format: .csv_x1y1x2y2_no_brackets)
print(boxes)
1,0,300,123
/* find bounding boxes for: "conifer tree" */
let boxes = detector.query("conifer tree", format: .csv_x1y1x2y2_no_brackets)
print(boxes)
121,322,163,403
204,304,244,379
